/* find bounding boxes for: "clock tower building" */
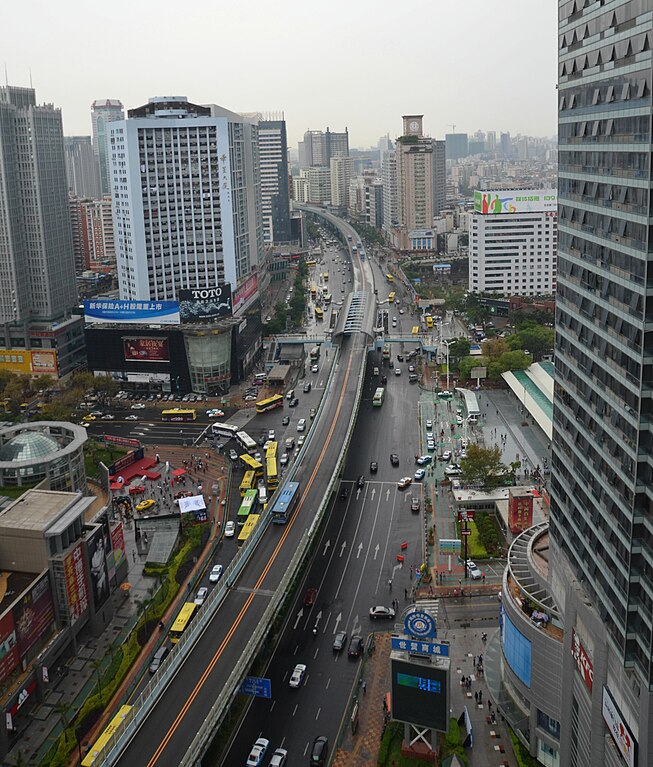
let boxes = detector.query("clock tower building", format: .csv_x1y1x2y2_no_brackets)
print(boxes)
402,114,423,137
394,114,435,243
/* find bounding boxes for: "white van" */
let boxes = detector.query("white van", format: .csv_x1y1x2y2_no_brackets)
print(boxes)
286,388,295,401
297,418,306,432
373,367,379,376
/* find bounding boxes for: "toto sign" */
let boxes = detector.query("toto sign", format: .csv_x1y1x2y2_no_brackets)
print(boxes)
179,284,232,323
571,628,593,693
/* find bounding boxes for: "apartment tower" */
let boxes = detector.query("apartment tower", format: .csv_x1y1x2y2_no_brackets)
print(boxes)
91,99,124,196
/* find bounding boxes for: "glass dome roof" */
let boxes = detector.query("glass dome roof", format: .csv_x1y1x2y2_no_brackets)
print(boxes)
0,431,61,462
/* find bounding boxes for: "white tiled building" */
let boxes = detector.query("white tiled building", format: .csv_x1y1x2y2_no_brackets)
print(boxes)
468,188,557,296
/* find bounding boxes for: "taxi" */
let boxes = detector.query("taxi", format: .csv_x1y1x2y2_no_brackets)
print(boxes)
136,499,156,512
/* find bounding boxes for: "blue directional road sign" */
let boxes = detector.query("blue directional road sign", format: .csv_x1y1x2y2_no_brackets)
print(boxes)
392,636,450,658
239,676,272,698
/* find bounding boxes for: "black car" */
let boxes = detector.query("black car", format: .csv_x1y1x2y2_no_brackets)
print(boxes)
310,736,328,766
381,375,388,385
282,415,290,426
357,475,365,488
390,453,399,466
340,486,349,500
303,382,312,393
288,397,299,407
347,635,364,658
396,354,404,362
332,631,347,652
370,461,378,473
258,435,266,446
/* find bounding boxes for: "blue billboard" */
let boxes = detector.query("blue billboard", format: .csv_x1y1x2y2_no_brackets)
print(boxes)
83,300,181,325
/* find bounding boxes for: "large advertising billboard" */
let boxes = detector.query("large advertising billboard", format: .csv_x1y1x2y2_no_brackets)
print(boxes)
391,658,450,733
602,686,637,767
84,300,181,325
13,574,55,660
30,350,58,375
123,337,170,363
0,612,20,686
0,350,58,376
87,527,110,610
179,285,233,323
474,189,557,215
111,522,126,570
63,542,89,625
232,273,259,315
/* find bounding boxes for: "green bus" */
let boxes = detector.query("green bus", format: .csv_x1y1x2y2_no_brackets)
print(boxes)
372,387,385,407
237,488,259,526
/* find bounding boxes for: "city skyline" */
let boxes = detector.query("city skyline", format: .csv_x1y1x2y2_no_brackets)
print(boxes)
2,0,557,147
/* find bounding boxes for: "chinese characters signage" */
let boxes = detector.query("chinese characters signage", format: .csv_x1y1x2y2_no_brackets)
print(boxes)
123,337,170,363
474,188,557,214
602,686,637,767
509,489,534,533
63,543,89,625
391,637,450,657
571,628,593,693
84,300,181,325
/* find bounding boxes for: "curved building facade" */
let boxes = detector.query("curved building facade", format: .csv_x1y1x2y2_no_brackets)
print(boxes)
0,422,87,492
486,523,564,767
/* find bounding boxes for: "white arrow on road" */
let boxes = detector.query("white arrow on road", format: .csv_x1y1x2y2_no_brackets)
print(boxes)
374,543,380,560
356,488,361,500
314,610,323,630
333,612,342,634
323,539,331,556
371,487,376,500
340,541,347,557
294,608,304,629
386,488,390,501
357,542,363,559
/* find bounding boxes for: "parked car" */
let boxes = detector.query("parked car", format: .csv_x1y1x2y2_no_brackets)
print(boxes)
229,449,238,461
310,736,329,766
128,485,145,496
369,605,396,620
445,464,463,477
411,497,421,512
347,635,364,658
135,499,155,512
416,455,432,465
414,468,426,481
149,644,170,674
289,663,307,688
442,450,452,461
466,561,482,580
397,477,412,489
209,564,223,583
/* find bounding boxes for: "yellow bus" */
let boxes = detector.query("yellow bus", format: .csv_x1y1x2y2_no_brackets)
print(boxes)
240,454,264,478
170,602,198,644
255,394,284,414
310,284,317,298
161,408,196,422
412,326,420,335
388,292,395,304
322,272,329,282
306,259,317,267
266,441,279,491
386,273,394,283
425,315,434,329
240,470,257,496
81,705,133,767
314,307,324,321
237,513,260,548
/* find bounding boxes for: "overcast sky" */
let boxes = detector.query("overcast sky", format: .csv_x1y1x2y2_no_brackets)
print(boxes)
3,0,557,148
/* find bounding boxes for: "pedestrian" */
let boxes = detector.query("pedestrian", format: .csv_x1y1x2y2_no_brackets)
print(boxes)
132,550,136,563
461,675,466,686
362,681,366,695
410,565,413,578
473,655,477,668
478,690,483,703
404,588,408,600
482,573,486,584
474,691,478,703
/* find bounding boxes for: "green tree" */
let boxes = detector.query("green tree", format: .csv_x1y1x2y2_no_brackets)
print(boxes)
40,402,75,422
507,325,554,361
460,444,506,490
93,375,119,400
447,338,470,362
481,337,510,360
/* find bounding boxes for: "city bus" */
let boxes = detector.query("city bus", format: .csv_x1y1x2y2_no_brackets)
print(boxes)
211,422,239,440
425,315,434,329
81,705,133,767
309,346,320,361
255,394,284,414
161,408,196,422
386,273,394,283
237,488,259,526
240,454,264,478
240,470,257,496
323,291,332,305
314,307,324,321
383,344,390,361
170,602,198,644
270,481,301,524
235,431,256,455
306,258,317,267
388,292,395,304
237,513,260,548
322,272,329,282
372,387,385,407
310,284,317,298
266,441,279,491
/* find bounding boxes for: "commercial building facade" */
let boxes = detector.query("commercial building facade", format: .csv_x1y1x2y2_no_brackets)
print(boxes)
468,188,557,296
91,99,124,196
64,136,101,199
258,117,291,243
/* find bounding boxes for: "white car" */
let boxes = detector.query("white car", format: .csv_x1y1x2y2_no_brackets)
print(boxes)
394,368,401,376
101,414,115,420
131,403,146,410
247,738,270,766
209,564,223,583
224,521,236,538
426,419,432,429
466,561,482,580
268,430,275,440
194,586,209,605
280,453,289,466
442,450,452,461
311,364,319,373
445,464,463,477
125,414,139,421
269,747,288,767
289,663,307,688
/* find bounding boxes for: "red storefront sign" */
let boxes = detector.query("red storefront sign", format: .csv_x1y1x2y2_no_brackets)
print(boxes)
572,628,593,693
123,337,169,363
508,490,533,533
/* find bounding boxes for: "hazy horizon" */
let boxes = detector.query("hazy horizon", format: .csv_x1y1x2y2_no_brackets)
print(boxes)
3,0,557,148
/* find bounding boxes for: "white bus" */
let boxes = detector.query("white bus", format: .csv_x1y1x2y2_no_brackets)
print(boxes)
236,431,257,454
211,422,239,439
372,388,385,407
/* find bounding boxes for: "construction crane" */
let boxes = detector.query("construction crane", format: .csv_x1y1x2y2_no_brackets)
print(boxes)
447,123,456,133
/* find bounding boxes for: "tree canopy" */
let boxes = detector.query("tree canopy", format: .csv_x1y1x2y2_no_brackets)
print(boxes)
460,444,509,490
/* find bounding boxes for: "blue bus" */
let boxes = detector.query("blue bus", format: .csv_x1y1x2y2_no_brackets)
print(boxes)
270,481,301,524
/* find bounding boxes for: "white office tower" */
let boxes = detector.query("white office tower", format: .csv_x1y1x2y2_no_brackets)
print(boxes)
381,149,397,235
109,97,263,302
91,99,124,196
330,156,353,208
468,188,557,296
64,136,101,199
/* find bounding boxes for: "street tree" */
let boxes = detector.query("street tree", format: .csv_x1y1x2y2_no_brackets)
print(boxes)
460,444,507,490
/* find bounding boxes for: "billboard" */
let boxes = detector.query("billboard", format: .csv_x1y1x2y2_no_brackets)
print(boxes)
391,658,450,733
179,285,233,323
84,300,181,325
0,350,56,375
571,628,593,693
31,351,58,375
111,522,126,570
474,189,557,215
63,542,89,625
124,337,170,363
233,273,259,315
87,527,110,610
0,612,20,686
602,686,637,767
508,490,534,534
13,574,55,660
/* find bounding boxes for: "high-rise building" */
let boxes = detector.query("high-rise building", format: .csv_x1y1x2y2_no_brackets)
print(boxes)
257,116,291,243
64,136,101,199
468,188,557,296
330,156,353,208
381,149,397,233
486,130,497,152
297,127,348,168
395,115,434,231
297,167,331,205
0,86,77,324
546,3,653,766
432,140,446,215
445,132,468,161
500,131,512,157
109,96,263,302
91,99,124,196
